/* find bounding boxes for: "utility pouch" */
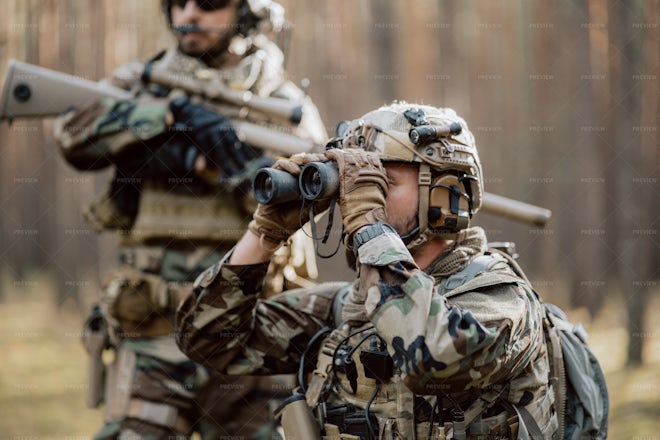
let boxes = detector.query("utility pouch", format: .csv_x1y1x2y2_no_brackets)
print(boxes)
103,267,172,335
83,189,134,233
274,393,321,440
320,402,379,439
344,412,379,439
81,304,110,408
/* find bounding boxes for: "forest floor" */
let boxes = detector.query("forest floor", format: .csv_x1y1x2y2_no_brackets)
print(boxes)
0,271,658,438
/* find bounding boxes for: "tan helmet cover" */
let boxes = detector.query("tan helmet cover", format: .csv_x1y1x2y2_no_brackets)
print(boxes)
339,102,483,212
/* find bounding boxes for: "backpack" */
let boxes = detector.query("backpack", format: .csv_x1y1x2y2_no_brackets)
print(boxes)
543,303,609,439
492,249,610,439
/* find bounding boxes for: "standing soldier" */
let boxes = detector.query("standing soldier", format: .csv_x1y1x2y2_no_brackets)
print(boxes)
176,103,560,439
53,0,326,438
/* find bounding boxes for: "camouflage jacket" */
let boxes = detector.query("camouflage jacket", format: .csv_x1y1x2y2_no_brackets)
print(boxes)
53,37,326,245
176,226,555,436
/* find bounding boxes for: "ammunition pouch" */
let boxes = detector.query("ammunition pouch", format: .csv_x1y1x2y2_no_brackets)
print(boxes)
319,402,379,439
102,267,189,338
83,189,134,233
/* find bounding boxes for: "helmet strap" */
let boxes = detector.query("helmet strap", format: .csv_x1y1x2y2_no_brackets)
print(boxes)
417,164,432,236
404,164,432,251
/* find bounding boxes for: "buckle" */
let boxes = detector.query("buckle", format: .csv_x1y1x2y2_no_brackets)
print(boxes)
418,171,432,186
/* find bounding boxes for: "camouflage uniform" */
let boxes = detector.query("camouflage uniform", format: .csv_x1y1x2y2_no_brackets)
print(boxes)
54,35,326,440
177,226,557,439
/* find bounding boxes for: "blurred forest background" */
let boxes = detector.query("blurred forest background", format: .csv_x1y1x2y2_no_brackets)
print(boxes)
0,0,657,437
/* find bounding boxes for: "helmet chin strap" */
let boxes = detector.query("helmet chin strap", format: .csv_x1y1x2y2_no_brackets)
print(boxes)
401,164,431,251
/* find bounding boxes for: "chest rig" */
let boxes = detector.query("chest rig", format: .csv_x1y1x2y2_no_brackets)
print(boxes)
295,252,538,439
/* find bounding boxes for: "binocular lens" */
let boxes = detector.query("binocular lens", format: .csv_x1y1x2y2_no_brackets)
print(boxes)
252,161,339,205
299,162,339,201
253,168,300,204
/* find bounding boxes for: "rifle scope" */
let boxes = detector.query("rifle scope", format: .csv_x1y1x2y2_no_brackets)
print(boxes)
252,161,339,205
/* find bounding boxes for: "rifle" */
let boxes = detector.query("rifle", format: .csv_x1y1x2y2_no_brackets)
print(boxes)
0,59,552,227
0,59,315,155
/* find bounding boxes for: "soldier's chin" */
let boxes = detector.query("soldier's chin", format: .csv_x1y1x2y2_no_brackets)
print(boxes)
179,35,232,60
178,39,207,57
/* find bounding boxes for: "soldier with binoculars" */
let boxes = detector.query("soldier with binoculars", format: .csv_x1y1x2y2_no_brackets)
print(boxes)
176,102,560,439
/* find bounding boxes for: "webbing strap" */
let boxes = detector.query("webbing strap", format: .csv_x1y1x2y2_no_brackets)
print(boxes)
516,405,545,440
306,326,348,407
126,398,191,434
417,164,431,236
442,387,508,439
395,377,415,439
545,314,567,438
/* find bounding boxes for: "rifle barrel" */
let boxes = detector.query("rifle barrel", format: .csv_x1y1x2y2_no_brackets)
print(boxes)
481,192,551,227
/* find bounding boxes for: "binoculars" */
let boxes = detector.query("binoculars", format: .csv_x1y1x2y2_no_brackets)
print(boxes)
253,161,339,205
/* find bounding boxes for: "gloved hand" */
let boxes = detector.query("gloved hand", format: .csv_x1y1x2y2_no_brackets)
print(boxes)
248,152,328,246
323,148,388,243
169,96,258,179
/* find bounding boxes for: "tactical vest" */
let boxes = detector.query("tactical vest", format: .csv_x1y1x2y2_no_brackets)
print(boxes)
303,252,558,439
121,181,250,246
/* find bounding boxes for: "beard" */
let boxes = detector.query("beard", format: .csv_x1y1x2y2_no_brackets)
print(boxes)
177,28,236,65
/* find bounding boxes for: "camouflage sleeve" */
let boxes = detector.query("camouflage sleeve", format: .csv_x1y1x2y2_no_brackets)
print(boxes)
176,258,336,375
52,61,170,170
358,231,544,395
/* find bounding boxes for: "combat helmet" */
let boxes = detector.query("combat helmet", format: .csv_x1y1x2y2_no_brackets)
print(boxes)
332,102,483,247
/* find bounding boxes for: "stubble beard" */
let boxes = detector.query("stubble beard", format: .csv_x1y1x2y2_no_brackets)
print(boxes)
178,28,235,63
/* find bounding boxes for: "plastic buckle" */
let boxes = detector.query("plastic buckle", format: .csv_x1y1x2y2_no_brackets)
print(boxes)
419,171,432,186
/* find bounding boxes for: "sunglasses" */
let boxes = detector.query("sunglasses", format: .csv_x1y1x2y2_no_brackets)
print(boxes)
171,0,234,12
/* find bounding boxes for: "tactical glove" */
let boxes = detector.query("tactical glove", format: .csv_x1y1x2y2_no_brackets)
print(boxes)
169,96,258,179
323,149,388,244
249,153,328,246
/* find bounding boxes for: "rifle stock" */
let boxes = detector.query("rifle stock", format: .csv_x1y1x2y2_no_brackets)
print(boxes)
0,59,132,118
0,59,316,155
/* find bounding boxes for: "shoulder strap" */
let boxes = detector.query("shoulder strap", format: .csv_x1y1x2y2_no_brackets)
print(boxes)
439,252,523,299
140,49,167,84
488,247,533,286
544,307,567,438
140,50,170,98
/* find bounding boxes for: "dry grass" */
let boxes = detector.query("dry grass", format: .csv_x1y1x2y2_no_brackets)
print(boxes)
0,272,658,438
0,272,102,438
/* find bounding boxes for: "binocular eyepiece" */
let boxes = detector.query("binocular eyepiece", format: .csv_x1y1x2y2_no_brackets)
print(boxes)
253,161,340,205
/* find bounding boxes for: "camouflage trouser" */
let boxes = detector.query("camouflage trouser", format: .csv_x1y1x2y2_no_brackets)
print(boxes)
92,246,290,439
94,337,286,440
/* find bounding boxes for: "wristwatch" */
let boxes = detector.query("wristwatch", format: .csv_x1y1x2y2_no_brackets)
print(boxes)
352,222,397,255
